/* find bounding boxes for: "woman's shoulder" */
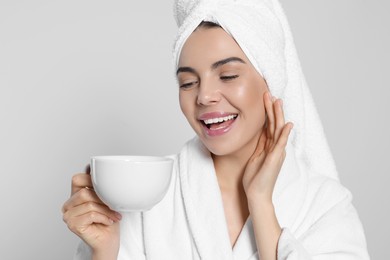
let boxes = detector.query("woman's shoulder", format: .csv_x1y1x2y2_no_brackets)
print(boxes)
303,174,355,220
308,175,352,199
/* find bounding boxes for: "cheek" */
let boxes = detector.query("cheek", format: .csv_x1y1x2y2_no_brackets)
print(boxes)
179,93,190,118
230,77,268,131
234,80,265,113
179,91,196,123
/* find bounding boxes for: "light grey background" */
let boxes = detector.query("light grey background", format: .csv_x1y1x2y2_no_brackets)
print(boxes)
0,0,388,259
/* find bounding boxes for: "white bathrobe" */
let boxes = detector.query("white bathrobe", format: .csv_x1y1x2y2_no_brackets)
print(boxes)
74,137,369,260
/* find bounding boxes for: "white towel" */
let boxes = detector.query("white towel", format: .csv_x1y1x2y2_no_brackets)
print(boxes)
173,0,339,182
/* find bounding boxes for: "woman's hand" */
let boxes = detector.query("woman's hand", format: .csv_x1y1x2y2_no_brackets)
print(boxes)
62,167,122,260
242,91,293,260
242,91,294,202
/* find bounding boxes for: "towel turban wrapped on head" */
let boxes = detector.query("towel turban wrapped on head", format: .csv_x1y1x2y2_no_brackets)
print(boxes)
172,0,339,181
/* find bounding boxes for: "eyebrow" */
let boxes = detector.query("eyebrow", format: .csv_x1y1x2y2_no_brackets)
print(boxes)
176,66,196,75
176,56,246,75
211,57,246,70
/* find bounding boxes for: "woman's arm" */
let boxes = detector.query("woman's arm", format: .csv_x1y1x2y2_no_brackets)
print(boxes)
248,197,282,260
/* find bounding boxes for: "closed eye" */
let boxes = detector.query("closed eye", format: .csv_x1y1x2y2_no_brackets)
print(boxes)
220,75,239,81
180,81,198,89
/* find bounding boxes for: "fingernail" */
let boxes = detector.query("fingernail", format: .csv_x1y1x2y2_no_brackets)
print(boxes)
280,99,283,107
109,218,114,225
115,212,122,220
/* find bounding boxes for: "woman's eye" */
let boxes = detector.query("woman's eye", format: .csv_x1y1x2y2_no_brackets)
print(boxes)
220,75,239,81
180,81,198,89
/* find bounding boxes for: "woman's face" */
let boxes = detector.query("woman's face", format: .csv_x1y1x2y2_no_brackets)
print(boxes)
177,26,269,157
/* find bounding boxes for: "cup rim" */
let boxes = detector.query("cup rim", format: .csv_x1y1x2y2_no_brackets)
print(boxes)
91,155,173,163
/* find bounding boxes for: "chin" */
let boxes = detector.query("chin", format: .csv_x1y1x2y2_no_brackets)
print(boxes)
198,135,241,157
191,118,263,158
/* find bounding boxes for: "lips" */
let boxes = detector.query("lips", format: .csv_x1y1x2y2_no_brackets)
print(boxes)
198,112,238,136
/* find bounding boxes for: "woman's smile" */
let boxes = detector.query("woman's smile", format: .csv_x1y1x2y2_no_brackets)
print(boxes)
198,111,238,137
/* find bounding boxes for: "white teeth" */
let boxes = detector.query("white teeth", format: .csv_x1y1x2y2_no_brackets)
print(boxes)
203,115,237,125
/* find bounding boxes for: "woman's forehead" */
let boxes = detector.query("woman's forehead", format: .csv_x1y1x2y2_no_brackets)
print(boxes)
178,27,250,68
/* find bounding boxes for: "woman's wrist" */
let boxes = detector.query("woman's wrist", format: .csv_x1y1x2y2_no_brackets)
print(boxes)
92,251,118,260
247,195,281,260
92,245,119,260
247,191,273,207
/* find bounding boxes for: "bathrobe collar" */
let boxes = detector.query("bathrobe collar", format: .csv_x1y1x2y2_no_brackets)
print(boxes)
178,137,307,259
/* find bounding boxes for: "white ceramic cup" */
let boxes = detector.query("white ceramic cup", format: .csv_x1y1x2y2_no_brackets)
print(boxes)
90,156,173,212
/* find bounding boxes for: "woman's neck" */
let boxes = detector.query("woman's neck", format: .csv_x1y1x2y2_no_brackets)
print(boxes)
212,135,259,191
211,137,260,240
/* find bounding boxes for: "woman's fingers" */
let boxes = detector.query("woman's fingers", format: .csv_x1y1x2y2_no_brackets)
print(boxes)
274,122,294,153
273,98,285,143
251,126,267,158
264,91,289,145
63,187,103,214
264,92,275,139
62,187,122,238
62,172,121,254
71,173,93,195
65,209,116,238
63,200,120,225
78,211,115,230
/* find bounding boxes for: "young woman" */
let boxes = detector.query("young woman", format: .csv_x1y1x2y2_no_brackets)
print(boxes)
62,0,370,259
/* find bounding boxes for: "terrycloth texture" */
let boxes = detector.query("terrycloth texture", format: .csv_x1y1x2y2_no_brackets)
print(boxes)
74,138,369,260
173,0,339,181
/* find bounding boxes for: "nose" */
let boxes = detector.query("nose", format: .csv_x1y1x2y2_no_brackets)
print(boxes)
196,79,221,106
